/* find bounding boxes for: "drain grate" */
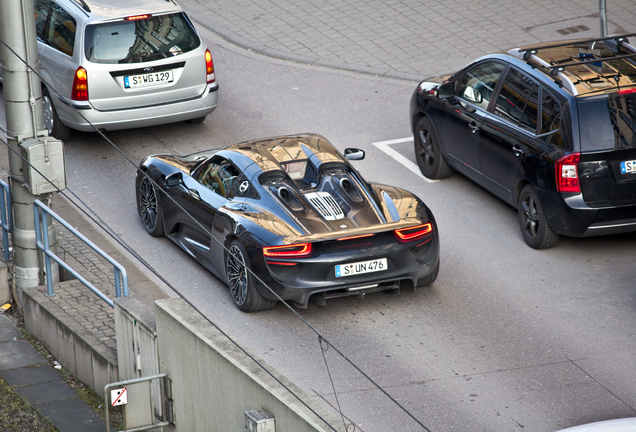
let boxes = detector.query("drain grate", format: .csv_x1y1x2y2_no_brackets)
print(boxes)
556,25,590,35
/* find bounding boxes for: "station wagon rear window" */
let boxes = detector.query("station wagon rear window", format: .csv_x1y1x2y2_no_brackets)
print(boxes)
84,12,200,64
579,93,636,151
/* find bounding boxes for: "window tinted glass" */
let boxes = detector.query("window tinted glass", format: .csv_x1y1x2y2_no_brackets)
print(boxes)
197,159,239,198
579,93,636,150
458,61,506,110
84,13,200,64
34,0,50,40
494,68,539,133
540,90,564,146
47,3,76,56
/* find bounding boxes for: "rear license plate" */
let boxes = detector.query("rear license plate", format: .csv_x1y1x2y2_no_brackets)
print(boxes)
620,160,636,174
335,258,387,277
124,70,173,89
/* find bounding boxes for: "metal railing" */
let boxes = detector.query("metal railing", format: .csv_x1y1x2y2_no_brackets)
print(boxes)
0,179,12,262
33,199,128,308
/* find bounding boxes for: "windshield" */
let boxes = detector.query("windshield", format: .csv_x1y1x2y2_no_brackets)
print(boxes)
578,92,636,151
84,12,200,64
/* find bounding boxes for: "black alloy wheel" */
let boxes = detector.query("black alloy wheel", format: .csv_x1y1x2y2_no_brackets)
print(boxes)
42,87,71,141
138,176,164,237
226,240,276,312
414,117,452,179
518,185,558,249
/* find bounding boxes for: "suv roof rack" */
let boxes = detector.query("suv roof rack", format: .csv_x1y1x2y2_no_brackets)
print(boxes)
510,34,636,96
546,52,636,76
518,33,636,58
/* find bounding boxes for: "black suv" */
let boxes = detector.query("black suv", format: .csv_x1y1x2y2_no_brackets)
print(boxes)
410,34,636,248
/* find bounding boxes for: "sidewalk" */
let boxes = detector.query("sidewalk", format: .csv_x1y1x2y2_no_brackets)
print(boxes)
0,311,106,431
179,0,636,81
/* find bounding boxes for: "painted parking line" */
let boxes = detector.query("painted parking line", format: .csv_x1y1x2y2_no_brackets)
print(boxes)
372,137,438,184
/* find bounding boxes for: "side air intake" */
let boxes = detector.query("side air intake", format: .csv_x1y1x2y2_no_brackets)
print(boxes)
304,192,345,220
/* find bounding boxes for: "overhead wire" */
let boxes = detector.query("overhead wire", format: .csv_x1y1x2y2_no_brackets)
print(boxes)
0,34,433,432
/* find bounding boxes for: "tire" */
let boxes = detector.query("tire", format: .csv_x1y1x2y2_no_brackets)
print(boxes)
137,175,164,237
226,240,276,312
42,87,71,141
414,117,452,179
185,116,206,124
417,261,439,287
518,185,559,249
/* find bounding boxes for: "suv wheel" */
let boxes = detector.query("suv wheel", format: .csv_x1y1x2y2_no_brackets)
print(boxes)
518,185,559,249
42,87,71,141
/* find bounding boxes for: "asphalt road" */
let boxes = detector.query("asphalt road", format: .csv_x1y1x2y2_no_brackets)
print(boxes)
3,25,636,432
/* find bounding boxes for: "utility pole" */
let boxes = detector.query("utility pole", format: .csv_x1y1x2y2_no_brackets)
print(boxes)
599,0,608,37
0,0,59,300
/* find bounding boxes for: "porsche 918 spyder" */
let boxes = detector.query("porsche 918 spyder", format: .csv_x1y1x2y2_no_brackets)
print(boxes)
136,134,440,311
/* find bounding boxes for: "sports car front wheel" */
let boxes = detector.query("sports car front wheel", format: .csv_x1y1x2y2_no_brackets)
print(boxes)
226,240,276,312
138,175,164,237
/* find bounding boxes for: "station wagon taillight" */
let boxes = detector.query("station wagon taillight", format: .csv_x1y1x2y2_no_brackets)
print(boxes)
125,14,151,21
205,49,215,84
263,243,312,258
555,153,581,193
394,223,433,241
71,67,88,101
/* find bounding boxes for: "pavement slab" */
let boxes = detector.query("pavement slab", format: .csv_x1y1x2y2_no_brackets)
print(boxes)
1,364,63,387
36,398,107,432
0,340,47,370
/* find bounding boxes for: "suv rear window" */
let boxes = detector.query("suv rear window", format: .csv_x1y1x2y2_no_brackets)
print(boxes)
84,13,200,64
579,93,636,151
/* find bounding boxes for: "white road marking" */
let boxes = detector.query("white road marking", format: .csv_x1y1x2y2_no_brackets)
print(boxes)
372,137,438,184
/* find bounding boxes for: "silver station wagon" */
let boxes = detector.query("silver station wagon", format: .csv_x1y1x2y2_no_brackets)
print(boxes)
1,0,219,140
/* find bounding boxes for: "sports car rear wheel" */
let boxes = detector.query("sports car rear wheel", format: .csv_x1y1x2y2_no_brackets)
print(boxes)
417,261,439,287
138,176,164,237
226,240,276,312
414,117,452,179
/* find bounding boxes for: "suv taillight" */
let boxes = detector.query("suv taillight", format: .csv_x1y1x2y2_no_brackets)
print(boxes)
72,67,88,101
555,153,581,193
205,49,215,84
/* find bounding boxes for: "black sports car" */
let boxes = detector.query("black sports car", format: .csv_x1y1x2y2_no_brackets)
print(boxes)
136,134,439,311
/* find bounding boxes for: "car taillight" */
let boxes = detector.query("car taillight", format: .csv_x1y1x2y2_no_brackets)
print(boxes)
619,88,636,95
71,67,88,101
125,14,151,21
205,49,215,84
394,223,433,241
555,153,581,193
263,243,311,258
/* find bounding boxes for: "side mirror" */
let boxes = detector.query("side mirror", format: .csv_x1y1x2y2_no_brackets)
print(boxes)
344,148,365,161
165,172,184,187
437,82,454,99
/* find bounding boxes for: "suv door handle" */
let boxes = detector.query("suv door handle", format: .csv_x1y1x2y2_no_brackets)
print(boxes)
512,145,525,157
468,122,479,133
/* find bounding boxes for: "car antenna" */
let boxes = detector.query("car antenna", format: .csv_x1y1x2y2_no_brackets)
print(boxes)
75,0,91,13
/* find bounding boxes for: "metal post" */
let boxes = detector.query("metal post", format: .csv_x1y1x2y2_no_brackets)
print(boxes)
0,0,59,298
599,0,608,37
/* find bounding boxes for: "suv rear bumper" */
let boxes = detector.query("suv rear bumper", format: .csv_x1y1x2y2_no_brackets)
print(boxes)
57,83,218,132
539,188,636,237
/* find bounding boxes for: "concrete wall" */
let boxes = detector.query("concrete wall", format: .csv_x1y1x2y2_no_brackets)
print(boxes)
156,298,346,432
0,261,10,305
22,286,118,393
